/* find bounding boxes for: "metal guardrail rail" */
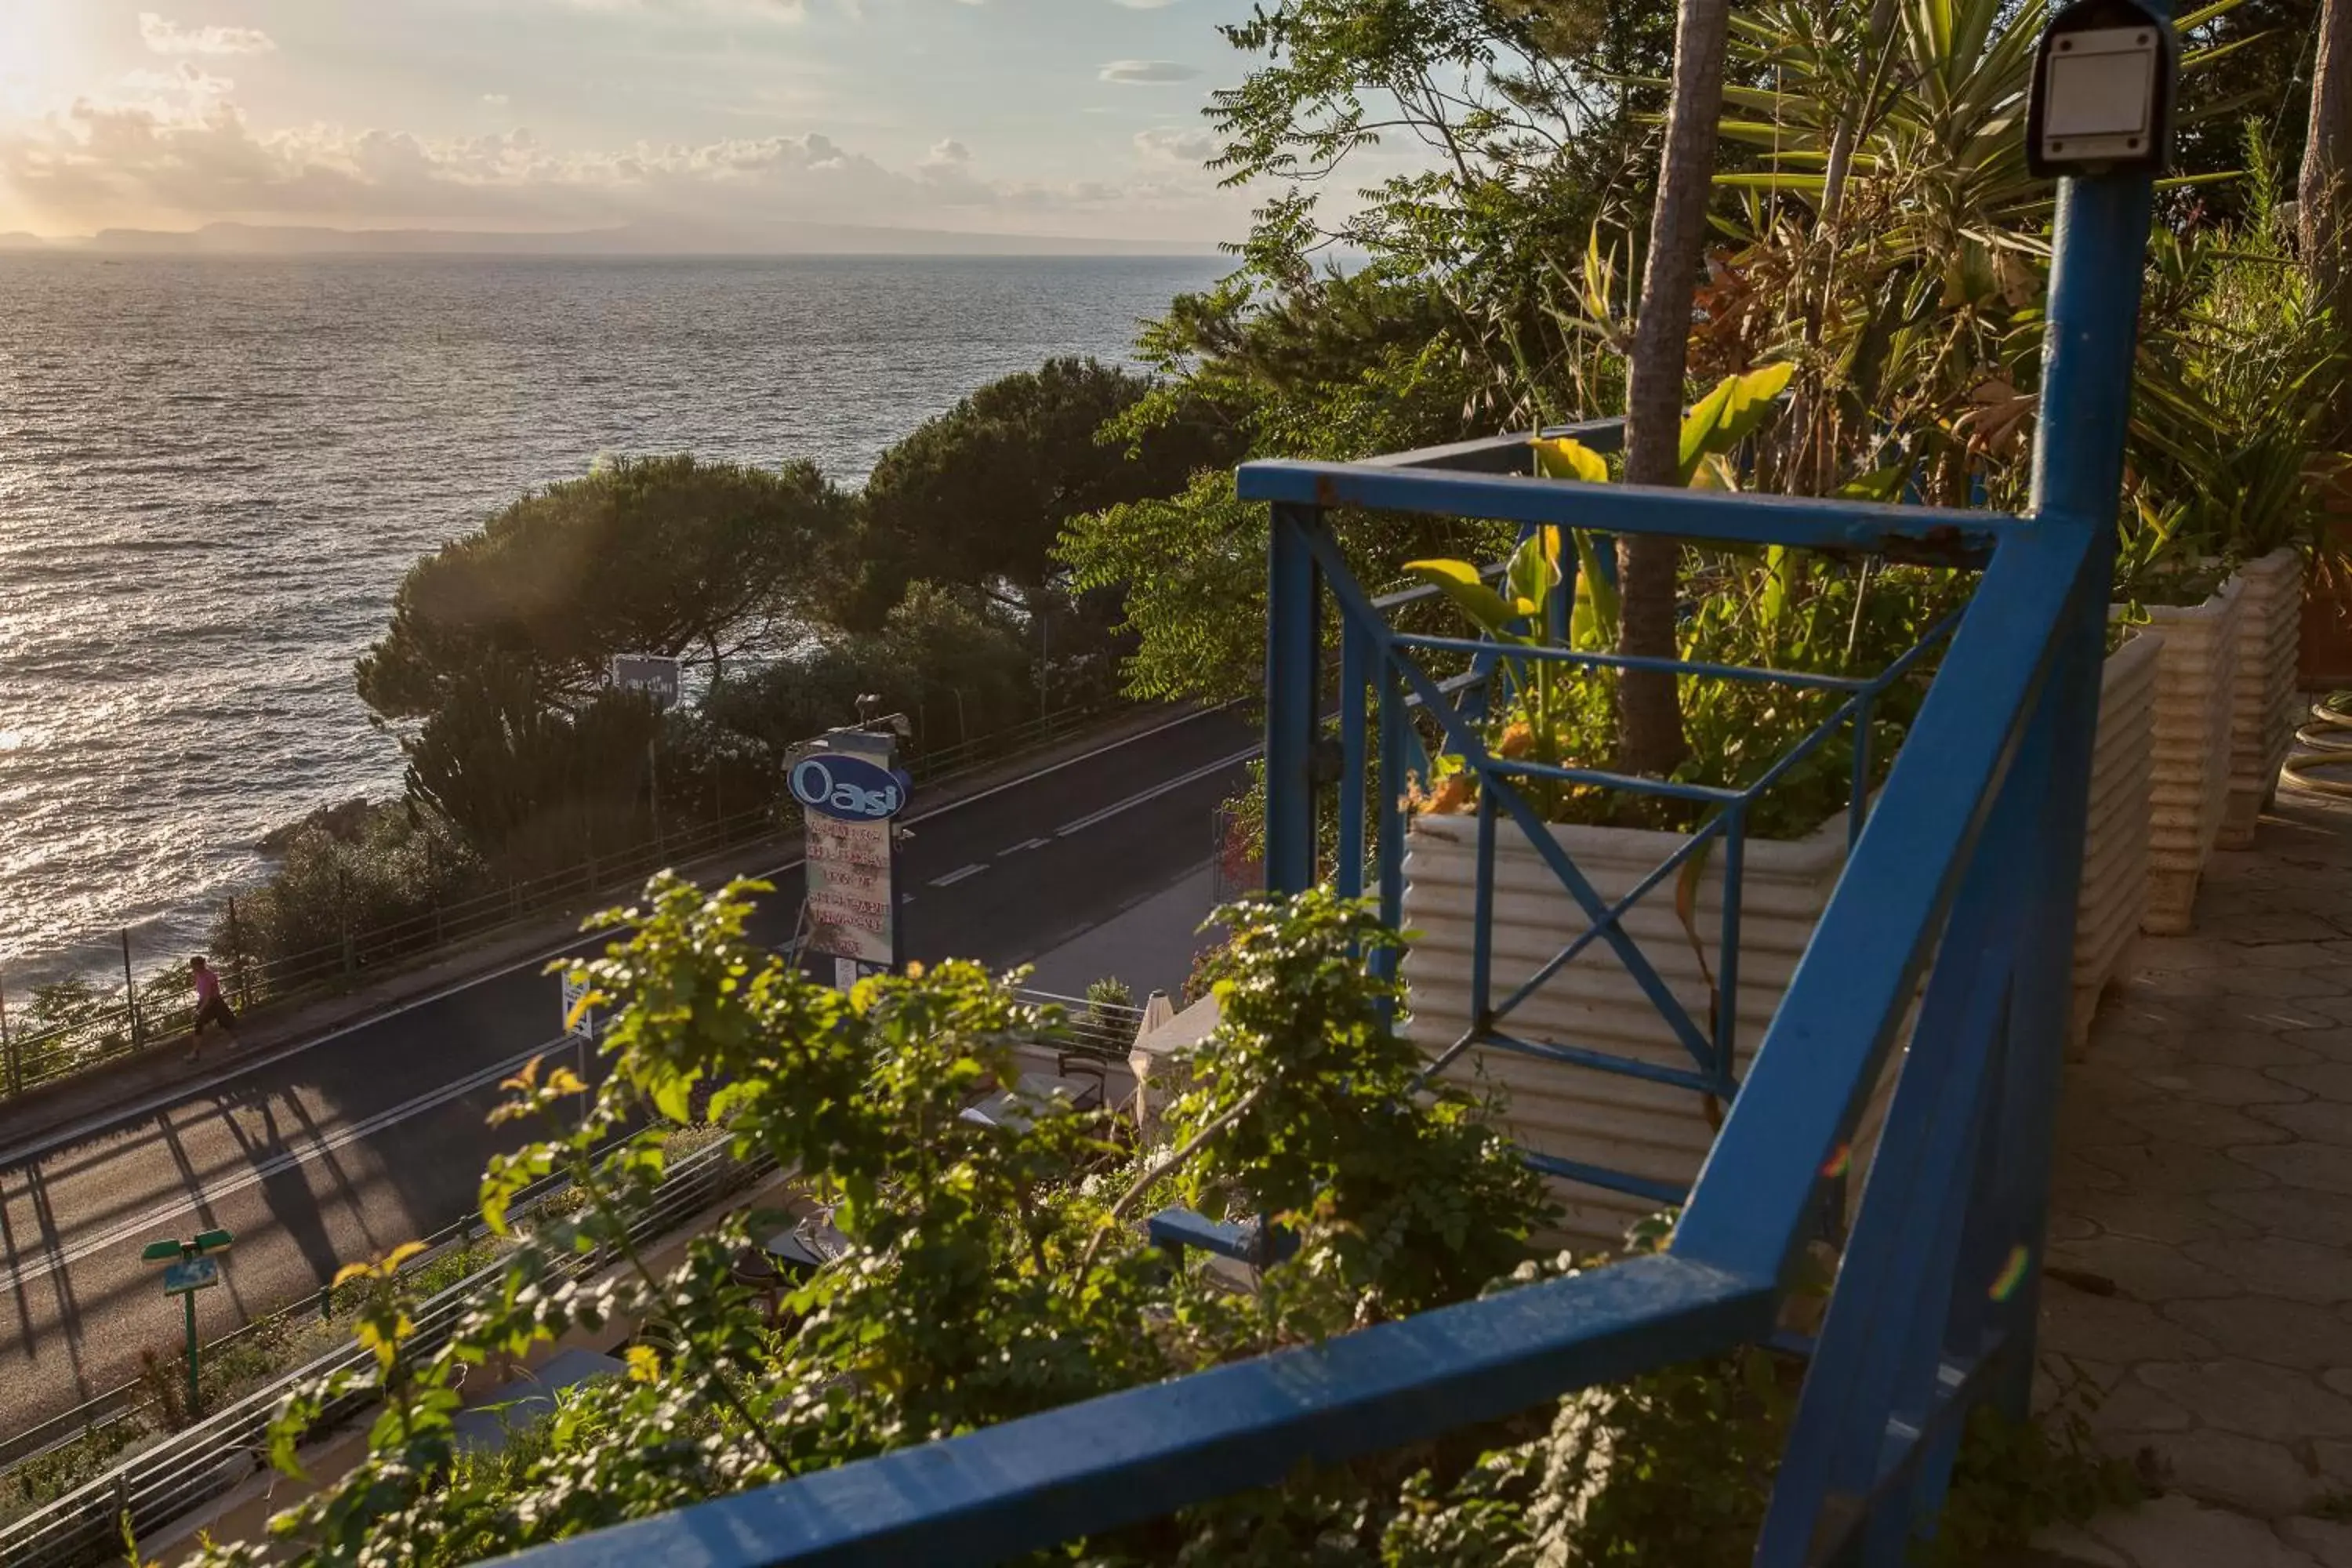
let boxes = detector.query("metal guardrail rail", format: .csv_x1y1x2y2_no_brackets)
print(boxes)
0,1137,779,1568
0,704,1131,1103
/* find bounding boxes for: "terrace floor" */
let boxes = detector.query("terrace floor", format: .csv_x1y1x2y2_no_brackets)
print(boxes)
2027,777,2352,1566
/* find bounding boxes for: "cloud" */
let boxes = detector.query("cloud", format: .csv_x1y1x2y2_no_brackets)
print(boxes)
1133,125,1214,164
546,0,807,20
481,93,512,107
137,13,278,56
1110,0,1182,7
1098,60,1200,85
0,78,1236,240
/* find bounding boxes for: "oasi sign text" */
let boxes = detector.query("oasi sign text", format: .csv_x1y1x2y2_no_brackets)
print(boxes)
789,753,912,822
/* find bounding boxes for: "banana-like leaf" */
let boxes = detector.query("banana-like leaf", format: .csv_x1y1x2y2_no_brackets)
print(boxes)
1403,558,1529,639
1534,435,1610,482
1715,172,1835,192
1678,361,1797,484
1570,529,1619,649
1505,530,1561,621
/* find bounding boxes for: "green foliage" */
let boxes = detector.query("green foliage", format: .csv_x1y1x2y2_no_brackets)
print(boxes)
187,882,1555,1566
845,357,1243,630
2129,188,2348,570
356,455,847,722
401,663,665,875
1399,373,1969,837
1204,0,1671,427
1917,1381,2145,1566
211,800,485,982
1086,976,1136,1016
695,580,1038,766
1172,891,1555,1324
1059,471,1273,704
0,1414,148,1529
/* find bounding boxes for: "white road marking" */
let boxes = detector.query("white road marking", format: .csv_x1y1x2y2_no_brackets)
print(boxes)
0,1036,564,1288
0,703,1251,1171
1055,746,1259,839
929,864,987,888
1000,837,1051,855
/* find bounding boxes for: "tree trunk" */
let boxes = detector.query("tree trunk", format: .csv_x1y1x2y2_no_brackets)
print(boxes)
1617,0,1734,775
2305,0,2352,441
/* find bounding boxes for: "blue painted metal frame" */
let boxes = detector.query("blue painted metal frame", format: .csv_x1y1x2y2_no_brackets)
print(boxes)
498,45,2154,1567
1296,499,1967,1203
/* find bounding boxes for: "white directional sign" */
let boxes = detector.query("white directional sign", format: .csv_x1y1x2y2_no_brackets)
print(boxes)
609,654,683,710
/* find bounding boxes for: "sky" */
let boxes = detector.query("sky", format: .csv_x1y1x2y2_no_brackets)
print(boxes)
0,1,1277,242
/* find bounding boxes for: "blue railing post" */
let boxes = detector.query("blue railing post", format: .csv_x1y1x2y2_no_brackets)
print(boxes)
1338,612,1369,898
1989,50,2165,1417
1266,503,1323,895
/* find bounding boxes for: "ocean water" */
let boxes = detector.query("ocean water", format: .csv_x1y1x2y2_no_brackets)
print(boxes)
0,252,1226,978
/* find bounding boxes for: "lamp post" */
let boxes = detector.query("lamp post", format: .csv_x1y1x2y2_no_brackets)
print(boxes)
140,1228,234,1417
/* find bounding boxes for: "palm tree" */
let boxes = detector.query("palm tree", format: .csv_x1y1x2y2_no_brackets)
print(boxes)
2303,0,2352,438
1619,0,1737,775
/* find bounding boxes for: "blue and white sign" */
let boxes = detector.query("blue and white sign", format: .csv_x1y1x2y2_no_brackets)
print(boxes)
789,753,912,823
162,1256,220,1295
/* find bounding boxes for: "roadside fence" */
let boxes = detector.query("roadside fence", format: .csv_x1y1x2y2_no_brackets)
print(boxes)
0,1134,779,1568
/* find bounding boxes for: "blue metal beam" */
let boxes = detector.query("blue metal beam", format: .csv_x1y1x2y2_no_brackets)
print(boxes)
1236,461,2013,563
1264,503,1322,895
496,1256,1775,1568
1668,521,2095,1289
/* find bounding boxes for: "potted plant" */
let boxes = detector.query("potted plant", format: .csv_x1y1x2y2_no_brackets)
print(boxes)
1391,368,1974,1244
2110,499,2248,934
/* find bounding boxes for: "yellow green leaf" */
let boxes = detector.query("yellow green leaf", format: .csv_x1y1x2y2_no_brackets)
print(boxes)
1403,558,1523,637
1678,362,1795,485
1533,436,1609,483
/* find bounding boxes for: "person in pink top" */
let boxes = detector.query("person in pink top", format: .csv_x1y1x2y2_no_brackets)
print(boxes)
187,955,238,1062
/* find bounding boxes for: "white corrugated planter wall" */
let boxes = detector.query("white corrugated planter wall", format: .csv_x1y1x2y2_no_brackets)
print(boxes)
2071,629,2160,1045
1400,811,1876,1250
2132,575,2245,934
2219,549,2304,849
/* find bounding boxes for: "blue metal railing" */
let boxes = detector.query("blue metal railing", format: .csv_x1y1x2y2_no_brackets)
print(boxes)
488,74,2152,1568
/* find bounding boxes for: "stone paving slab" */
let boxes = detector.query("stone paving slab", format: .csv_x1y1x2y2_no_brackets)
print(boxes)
2032,782,2352,1563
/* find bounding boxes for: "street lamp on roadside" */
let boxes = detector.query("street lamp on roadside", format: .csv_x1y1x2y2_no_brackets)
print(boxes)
140,1228,234,1417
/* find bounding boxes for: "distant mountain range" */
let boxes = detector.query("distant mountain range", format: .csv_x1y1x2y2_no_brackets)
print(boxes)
0,220,1221,258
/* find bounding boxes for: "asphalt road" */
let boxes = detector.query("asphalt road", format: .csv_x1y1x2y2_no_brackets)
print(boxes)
0,707,1255,1432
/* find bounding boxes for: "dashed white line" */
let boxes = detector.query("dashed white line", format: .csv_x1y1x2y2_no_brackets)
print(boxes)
1055,746,1259,838
929,864,988,887
1000,837,1052,855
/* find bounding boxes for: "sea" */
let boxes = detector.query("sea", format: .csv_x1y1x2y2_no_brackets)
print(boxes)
0,252,1229,981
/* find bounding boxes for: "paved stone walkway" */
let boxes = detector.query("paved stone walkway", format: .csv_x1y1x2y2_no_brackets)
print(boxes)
2028,779,2352,1566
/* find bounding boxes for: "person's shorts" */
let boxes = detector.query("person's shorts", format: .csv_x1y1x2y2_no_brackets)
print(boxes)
194,996,236,1033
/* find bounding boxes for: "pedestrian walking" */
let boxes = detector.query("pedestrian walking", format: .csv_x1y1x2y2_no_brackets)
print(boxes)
187,956,237,1062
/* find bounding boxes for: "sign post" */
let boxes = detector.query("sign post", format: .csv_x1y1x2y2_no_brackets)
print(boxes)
610,655,684,849
140,1228,234,1417
561,972,594,1041
787,729,910,993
